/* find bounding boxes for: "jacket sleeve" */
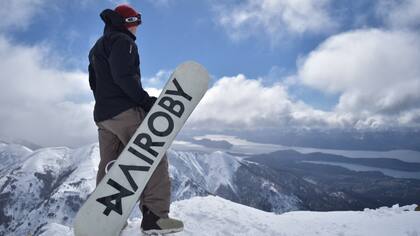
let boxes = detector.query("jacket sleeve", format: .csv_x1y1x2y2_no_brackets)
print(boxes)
108,37,153,108
88,63,96,91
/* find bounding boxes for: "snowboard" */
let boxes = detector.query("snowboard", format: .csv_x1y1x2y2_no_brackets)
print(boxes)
74,61,209,236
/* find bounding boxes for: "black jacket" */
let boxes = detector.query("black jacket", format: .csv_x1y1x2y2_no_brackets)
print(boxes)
88,9,156,122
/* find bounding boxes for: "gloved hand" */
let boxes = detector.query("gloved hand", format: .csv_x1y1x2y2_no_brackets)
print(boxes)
143,96,157,113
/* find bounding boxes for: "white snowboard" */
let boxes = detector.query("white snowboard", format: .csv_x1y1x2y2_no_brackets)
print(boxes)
74,61,209,236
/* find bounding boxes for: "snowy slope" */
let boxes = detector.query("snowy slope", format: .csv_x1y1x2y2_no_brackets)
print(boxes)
39,196,420,236
0,144,99,236
168,150,301,213
169,150,240,198
0,141,32,176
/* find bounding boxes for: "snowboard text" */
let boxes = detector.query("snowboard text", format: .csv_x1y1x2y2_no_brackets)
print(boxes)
96,78,192,216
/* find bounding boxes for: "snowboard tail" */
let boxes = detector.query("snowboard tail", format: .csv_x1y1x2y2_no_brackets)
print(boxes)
74,61,209,236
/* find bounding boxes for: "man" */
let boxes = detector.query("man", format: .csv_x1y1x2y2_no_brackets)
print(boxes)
88,4,183,234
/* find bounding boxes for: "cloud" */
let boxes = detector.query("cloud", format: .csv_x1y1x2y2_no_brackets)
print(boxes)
298,29,420,128
213,0,336,43
0,0,46,31
376,0,420,29
188,74,342,130
142,69,169,97
143,69,172,87
145,0,173,7
0,36,96,147
0,35,168,147
145,87,162,97
186,29,420,131
107,0,132,5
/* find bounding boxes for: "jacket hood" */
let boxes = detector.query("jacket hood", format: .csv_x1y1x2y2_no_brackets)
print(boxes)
100,9,136,40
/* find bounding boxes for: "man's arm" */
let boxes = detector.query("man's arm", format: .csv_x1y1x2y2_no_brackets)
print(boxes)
88,62,96,91
108,38,154,110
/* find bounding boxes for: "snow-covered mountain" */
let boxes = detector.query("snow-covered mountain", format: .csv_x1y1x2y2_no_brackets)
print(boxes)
0,142,99,236
168,150,301,213
1,141,418,236
40,196,420,236
0,141,32,176
0,142,298,236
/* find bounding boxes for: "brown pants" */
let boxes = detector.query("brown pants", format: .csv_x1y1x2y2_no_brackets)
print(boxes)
95,106,171,218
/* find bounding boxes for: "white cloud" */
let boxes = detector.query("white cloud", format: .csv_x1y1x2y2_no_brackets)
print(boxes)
190,74,291,128
298,29,420,128
214,0,336,42
145,87,162,97
0,34,173,147
142,69,169,97
143,69,172,87
0,0,46,31
188,74,342,130
145,0,172,7
107,0,131,6
0,36,96,147
185,29,420,131
377,0,420,29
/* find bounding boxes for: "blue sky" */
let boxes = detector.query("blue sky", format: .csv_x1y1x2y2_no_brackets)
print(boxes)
9,1,316,79
0,0,419,147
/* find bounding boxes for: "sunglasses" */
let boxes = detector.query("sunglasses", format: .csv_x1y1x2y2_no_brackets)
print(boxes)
125,14,142,25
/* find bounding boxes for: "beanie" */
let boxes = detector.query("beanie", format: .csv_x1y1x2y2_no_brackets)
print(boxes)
114,4,141,27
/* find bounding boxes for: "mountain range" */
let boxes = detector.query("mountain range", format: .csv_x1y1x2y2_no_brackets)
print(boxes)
1,141,419,235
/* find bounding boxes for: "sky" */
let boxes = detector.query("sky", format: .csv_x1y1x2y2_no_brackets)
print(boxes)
0,0,419,147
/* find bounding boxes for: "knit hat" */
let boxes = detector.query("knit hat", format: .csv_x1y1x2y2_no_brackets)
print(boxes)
114,4,141,27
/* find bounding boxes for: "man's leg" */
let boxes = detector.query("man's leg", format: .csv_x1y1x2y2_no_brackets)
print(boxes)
96,124,123,185
139,154,171,218
98,107,171,218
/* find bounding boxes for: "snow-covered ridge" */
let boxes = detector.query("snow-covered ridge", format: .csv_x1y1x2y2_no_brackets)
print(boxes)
168,150,240,194
40,196,420,236
0,141,33,176
0,143,99,236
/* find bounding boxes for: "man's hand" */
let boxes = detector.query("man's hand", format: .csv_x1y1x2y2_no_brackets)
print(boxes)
143,96,157,113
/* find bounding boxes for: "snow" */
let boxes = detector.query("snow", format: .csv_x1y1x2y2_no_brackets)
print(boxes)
39,196,419,236
201,151,240,192
39,223,73,236
21,146,70,173
168,150,241,193
0,143,100,236
0,141,33,175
